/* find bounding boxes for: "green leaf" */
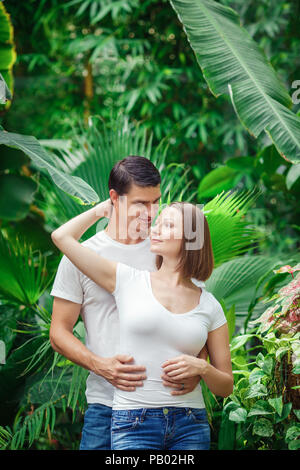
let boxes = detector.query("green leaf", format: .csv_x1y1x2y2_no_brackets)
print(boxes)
249,369,265,385
248,400,273,418
169,0,300,163
262,355,274,376
223,401,240,414
221,301,235,342
229,407,247,423
285,425,300,442
275,403,292,423
0,174,37,220
0,130,99,205
203,188,264,267
286,163,300,190
256,352,265,369
252,418,274,437
245,383,268,399
293,409,300,420
288,440,300,450
198,166,241,199
292,360,300,374
226,156,255,172
0,231,54,305
268,397,283,416
218,409,236,450
230,334,254,353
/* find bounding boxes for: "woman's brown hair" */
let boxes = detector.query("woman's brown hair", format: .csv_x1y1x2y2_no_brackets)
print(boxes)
155,202,214,282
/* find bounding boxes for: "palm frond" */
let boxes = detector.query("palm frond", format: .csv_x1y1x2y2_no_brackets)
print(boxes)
4,396,67,450
0,231,54,306
204,187,264,266
38,115,197,238
205,254,298,329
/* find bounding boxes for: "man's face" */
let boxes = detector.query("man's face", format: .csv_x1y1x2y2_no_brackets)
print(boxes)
113,183,161,239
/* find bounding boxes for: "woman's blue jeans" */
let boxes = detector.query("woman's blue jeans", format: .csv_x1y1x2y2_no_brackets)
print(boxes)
111,407,211,450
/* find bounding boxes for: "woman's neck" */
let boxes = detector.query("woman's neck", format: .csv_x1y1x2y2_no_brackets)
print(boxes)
155,259,192,288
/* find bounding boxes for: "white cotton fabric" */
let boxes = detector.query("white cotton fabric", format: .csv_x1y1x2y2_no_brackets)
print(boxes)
111,262,227,410
50,230,157,406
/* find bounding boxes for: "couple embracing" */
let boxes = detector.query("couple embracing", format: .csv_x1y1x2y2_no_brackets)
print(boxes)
50,155,233,450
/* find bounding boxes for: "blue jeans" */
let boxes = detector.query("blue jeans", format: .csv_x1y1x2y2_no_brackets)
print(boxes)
79,403,112,450
111,407,210,450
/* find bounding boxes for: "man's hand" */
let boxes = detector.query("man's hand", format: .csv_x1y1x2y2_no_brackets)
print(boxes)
91,354,147,392
161,373,201,396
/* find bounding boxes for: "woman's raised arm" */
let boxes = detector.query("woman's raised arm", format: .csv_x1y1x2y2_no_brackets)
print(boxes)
51,199,117,294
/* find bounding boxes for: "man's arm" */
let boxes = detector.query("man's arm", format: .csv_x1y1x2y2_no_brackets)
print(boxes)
50,297,147,391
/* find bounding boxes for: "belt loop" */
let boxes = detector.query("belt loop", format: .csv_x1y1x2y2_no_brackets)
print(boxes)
140,408,147,422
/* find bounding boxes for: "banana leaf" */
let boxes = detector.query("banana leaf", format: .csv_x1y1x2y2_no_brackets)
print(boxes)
169,0,300,163
0,129,99,205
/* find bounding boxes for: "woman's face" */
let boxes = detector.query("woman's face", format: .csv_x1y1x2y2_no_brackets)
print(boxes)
150,206,183,258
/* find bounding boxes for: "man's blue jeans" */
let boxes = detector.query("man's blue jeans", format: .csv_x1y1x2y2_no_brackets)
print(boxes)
79,404,112,450
111,407,211,450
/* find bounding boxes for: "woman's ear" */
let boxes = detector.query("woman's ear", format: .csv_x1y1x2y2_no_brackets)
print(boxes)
109,188,118,207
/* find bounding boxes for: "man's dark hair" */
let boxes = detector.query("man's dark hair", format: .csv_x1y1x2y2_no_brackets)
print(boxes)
108,155,161,195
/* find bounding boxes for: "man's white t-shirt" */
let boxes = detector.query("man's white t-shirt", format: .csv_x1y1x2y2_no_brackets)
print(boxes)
50,230,157,406
111,262,227,410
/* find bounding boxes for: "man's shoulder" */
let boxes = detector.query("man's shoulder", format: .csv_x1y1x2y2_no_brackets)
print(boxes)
81,231,106,249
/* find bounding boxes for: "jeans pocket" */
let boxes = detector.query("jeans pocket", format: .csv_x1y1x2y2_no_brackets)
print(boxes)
188,408,208,424
111,413,139,434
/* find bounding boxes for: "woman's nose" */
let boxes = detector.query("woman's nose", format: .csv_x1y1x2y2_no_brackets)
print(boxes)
150,225,159,236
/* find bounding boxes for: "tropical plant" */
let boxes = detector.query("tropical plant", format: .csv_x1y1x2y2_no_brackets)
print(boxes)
0,3,16,110
203,262,300,450
0,115,273,450
169,0,300,163
1,0,299,451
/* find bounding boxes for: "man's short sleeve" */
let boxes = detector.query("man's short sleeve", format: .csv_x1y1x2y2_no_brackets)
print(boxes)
50,255,83,304
209,299,227,332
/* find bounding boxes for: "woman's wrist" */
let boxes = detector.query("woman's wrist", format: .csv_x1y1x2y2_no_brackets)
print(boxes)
197,358,209,377
95,199,113,220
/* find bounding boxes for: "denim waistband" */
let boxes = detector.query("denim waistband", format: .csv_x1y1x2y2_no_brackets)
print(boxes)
112,407,206,419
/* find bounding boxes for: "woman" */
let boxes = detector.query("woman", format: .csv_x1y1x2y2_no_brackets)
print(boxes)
51,198,233,450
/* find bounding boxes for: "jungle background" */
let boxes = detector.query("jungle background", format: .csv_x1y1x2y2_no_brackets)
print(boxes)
0,0,299,450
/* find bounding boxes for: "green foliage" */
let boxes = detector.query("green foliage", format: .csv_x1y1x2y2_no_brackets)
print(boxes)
0,232,54,305
217,265,300,450
0,3,16,110
169,0,300,163
219,330,299,450
0,129,99,206
0,0,299,451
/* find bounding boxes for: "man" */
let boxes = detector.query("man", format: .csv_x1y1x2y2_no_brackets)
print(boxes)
49,155,206,450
